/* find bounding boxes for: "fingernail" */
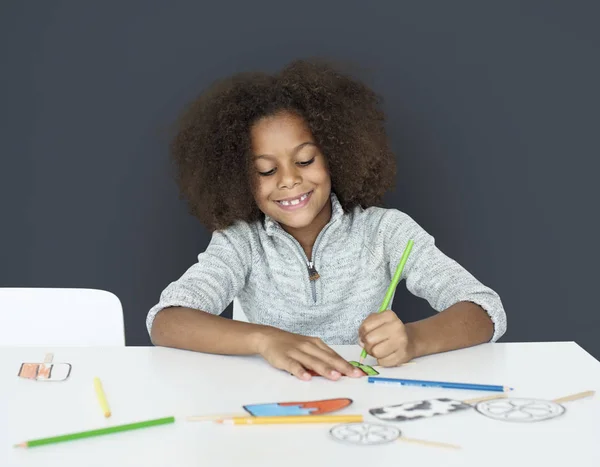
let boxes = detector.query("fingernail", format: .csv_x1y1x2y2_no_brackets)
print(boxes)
330,370,341,378
352,368,363,377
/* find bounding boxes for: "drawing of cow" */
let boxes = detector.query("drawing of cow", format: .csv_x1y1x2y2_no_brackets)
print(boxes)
369,398,471,421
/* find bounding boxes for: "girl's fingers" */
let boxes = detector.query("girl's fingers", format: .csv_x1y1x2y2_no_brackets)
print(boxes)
370,339,396,360
377,350,409,367
361,327,392,354
288,350,341,380
359,310,396,335
312,338,339,356
312,339,361,374
300,344,363,378
283,357,312,380
293,346,362,379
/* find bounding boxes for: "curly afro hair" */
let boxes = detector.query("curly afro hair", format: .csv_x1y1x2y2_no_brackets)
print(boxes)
170,59,397,232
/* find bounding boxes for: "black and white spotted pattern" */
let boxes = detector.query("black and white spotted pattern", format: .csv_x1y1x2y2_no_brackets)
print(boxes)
369,398,472,421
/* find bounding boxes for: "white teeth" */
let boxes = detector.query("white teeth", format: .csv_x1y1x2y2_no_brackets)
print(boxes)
278,192,310,206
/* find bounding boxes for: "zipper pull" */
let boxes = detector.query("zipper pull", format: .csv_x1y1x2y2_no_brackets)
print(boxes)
307,261,320,281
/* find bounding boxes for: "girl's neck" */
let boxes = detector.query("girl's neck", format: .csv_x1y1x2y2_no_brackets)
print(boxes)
282,198,332,260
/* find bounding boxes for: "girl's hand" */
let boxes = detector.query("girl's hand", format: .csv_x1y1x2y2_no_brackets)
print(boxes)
256,328,365,381
358,310,415,366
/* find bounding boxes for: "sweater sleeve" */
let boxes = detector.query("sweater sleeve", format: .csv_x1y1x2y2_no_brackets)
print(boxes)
377,209,507,342
145,222,254,336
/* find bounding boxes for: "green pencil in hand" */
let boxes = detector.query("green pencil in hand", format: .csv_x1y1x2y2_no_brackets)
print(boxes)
359,239,414,363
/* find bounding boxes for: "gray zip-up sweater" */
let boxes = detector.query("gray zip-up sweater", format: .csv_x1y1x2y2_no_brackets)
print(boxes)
146,193,506,344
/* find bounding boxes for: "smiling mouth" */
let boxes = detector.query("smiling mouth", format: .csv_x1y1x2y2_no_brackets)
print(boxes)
274,190,313,208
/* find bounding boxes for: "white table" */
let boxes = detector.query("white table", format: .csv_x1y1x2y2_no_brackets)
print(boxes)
2,342,599,467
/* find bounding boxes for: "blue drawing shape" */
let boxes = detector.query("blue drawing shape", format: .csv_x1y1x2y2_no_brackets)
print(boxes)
244,403,316,417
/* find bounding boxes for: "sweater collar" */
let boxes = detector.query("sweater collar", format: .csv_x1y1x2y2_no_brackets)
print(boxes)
263,192,344,236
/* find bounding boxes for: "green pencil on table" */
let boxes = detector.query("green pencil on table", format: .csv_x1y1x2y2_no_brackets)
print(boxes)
359,239,414,364
14,416,175,448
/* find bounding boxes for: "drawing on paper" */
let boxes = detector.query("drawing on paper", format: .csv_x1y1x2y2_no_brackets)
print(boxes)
330,423,400,445
370,398,472,422
368,394,506,422
475,398,565,422
348,361,379,376
474,390,594,423
17,353,71,381
305,361,379,377
18,362,72,381
244,398,352,417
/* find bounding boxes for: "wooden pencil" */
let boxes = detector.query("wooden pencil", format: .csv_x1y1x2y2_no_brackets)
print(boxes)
216,414,363,425
400,437,461,450
187,413,248,422
93,377,111,418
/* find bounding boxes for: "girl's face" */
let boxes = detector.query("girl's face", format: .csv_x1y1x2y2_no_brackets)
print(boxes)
250,111,332,235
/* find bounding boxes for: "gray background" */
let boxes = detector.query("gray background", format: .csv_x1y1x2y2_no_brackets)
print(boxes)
2,1,598,357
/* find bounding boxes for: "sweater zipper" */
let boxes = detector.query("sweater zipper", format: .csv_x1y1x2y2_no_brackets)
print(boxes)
303,223,332,303
307,261,319,302
274,221,335,304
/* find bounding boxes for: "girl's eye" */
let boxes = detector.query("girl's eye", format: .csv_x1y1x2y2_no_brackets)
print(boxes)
258,169,276,176
257,157,314,176
297,157,315,167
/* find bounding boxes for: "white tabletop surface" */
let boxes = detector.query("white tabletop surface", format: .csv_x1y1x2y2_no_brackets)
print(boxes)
1,342,599,467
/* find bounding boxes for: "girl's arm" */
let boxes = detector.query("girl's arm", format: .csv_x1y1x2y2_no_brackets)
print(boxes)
405,300,495,358
379,209,507,343
359,302,494,366
150,306,268,355
146,224,261,354
148,225,361,380
359,208,506,366
150,306,363,380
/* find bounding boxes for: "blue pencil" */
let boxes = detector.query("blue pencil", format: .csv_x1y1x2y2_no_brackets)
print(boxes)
367,376,512,392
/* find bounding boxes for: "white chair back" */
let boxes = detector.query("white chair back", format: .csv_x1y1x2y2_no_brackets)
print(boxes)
232,297,249,322
0,288,125,346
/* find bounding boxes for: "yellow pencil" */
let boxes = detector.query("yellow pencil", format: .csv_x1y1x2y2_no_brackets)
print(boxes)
93,377,111,418
216,414,363,425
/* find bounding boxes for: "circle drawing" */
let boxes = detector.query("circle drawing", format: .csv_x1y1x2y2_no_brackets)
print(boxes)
475,398,565,423
330,423,400,445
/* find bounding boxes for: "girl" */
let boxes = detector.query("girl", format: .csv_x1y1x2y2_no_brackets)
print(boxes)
147,59,506,381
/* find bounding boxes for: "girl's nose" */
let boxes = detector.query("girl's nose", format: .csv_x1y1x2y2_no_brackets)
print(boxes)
277,165,302,190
